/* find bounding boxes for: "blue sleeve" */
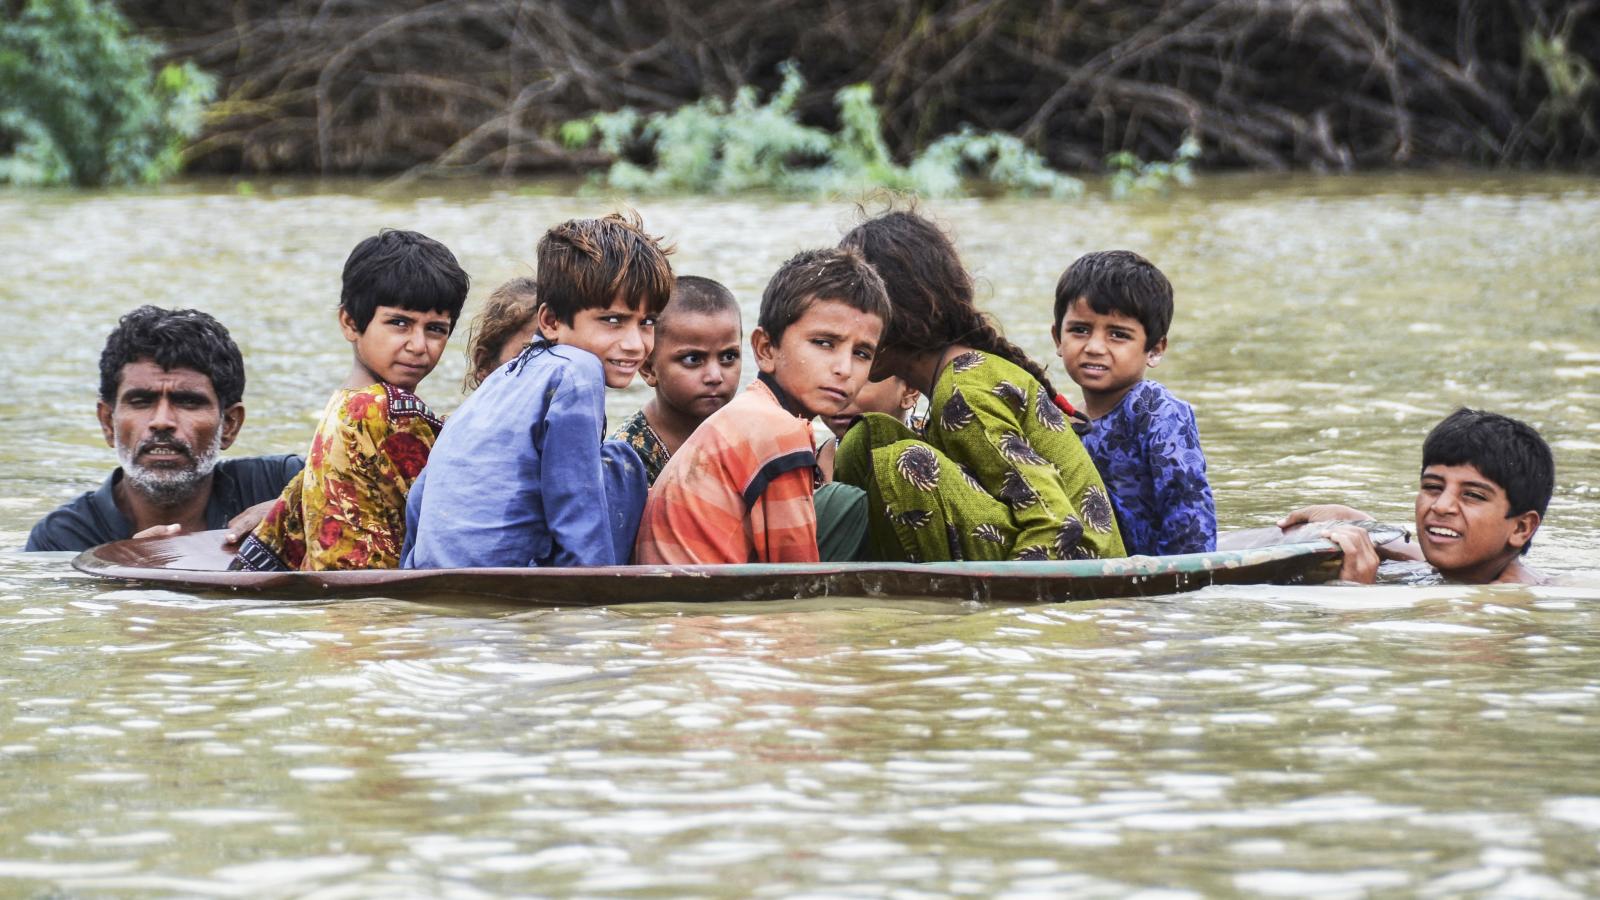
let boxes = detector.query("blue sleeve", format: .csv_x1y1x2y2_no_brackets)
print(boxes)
1148,398,1216,555
399,466,424,567
537,370,618,567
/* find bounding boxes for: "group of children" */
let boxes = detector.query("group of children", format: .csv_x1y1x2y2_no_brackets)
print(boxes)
231,208,1557,587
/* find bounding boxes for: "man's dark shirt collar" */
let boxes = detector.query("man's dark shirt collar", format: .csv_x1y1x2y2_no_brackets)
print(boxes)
88,467,249,534
25,455,303,552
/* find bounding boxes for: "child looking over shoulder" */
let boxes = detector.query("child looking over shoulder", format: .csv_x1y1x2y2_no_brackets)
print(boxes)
1279,408,1554,585
635,248,888,564
462,276,539,391
833,210,1126,563
816,376,920,481
404,213,672,569
1053,250,1216,556
611,275,742,485
233,230,468,571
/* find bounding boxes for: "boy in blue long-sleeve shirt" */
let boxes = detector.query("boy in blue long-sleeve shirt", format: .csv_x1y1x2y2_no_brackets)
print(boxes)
403,213,673,568
1052,250,1216,556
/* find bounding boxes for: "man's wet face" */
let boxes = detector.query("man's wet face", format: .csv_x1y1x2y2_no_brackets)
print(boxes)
98,361,236,505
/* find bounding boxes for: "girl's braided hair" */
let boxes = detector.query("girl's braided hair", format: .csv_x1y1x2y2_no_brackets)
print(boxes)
839,209,1059,398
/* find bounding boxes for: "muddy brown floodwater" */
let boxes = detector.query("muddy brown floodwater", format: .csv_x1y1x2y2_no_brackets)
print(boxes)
2,174,1597,896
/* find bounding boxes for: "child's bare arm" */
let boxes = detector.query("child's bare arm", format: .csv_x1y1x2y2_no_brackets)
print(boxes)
1278,505,1425,563
1277,504,1371,527
1323,524,1381,583
223,499,277,546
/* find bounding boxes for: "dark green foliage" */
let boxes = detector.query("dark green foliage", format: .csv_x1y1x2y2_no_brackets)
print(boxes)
560,64,1086,197
0,0,215,186
1107,136,1201,199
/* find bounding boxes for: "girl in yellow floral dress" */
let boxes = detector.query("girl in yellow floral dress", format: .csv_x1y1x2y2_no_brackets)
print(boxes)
233,230,469,571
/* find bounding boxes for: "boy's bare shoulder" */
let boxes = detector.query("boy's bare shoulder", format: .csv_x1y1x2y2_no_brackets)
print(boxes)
1493,558,1548,585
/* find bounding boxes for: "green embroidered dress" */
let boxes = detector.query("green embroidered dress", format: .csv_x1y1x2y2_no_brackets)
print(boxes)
835,350,1126,562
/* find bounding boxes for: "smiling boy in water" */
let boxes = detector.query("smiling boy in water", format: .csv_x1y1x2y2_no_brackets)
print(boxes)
1053,250,1215,556
1280,408,1554,585
404,213,672,569
611,275,743,485
233,230,468,571
635,248,888,564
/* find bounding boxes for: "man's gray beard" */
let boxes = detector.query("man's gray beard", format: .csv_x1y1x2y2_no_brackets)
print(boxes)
116,430,222,507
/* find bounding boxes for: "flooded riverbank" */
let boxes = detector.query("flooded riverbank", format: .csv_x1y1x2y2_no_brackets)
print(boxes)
2,174,1597,894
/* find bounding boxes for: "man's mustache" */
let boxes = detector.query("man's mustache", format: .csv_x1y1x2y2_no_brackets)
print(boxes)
135,435,194,461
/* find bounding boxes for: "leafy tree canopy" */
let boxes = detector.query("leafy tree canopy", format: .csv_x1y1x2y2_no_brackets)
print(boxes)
0,0,214,186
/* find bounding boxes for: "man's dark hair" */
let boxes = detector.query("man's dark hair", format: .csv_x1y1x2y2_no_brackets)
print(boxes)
340,229,471,332
1052,250,1174,350
1422,408,1555,554
759,248,889,346
660,275,740,336
536,212,674,325
99,306,247,408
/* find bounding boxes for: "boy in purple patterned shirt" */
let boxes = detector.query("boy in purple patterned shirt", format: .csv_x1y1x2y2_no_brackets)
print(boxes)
1052,250,1216,556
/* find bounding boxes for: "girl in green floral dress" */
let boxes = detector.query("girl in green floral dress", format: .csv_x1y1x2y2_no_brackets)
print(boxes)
833,211,1126,563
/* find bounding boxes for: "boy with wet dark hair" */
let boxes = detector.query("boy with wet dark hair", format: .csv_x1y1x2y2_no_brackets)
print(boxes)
612,275,743,484
234,229,469,571
1280,408,1556,585
338,230,474,332
635,248,888,564
666,274,740,321
1053,250,1215,556
405,213,672,568
28,306,302,551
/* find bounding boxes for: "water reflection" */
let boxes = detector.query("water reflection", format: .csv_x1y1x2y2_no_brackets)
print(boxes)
1,574,1598,894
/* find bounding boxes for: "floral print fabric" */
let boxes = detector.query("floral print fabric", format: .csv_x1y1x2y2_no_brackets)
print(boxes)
610,409,673,486
834,351,1126,563
1079,379,1215,556
233,383,441,571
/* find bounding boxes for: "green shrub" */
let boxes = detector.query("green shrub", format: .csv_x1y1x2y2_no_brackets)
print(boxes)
561,63,1084,198
1106,135,1201,199
0,0,215,186
1525,31,1595,125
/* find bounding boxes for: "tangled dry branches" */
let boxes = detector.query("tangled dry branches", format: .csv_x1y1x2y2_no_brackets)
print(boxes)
122,0,1600,177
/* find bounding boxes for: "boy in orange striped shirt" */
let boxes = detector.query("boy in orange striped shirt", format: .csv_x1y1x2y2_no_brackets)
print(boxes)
635,248,890,564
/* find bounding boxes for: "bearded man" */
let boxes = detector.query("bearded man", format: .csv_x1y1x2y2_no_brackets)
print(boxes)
26,306,303,552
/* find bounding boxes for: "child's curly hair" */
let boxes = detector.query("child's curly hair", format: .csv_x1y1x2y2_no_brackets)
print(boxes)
463,277,539,391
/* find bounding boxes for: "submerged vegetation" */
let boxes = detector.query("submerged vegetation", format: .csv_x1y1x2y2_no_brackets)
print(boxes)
1107,136,1202,199
0,0,214,187
559,64,1084,198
